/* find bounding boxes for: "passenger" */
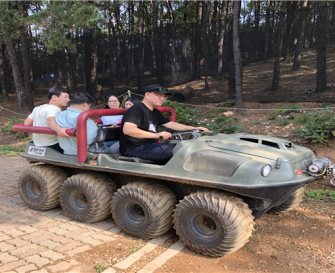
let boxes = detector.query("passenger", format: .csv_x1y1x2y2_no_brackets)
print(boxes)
124,97,140,109
101,95,122,128
55,92,101,155
119,84,209,164
108,97,140,154
24,86,70,153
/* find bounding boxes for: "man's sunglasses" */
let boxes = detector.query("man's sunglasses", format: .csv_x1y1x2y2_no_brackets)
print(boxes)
147,87,168,92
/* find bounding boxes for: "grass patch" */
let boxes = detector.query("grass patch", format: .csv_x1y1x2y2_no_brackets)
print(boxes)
95,265,107,273
253,121,262,125
304,190,335,202
0,145,25,156
268,112,277,121
293,114,311,124
275,104,304,115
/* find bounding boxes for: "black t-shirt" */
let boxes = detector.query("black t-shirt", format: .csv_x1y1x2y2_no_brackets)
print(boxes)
119,103,170,155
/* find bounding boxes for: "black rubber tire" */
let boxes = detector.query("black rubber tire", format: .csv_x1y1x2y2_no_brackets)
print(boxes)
60,173,117,223
268,186,305,215
173,190,254,257
111,182,177,239
18,164,68,211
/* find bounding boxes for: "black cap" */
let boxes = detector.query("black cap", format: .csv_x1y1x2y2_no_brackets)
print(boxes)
143,84,172,95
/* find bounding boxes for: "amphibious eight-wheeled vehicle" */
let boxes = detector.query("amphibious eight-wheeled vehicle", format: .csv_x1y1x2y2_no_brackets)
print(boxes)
12,107,333,257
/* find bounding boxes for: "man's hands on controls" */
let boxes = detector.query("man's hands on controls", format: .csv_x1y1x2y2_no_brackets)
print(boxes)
155,131,171,140
195,127,210,132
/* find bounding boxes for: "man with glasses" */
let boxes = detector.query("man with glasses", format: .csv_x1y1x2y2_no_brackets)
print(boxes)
119,84,209,163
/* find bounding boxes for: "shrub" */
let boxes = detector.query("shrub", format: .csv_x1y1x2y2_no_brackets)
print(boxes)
198,115,244,135
275,104,304,115
293,114,311,125
162,100,199,125
300,106,335,143
1,116,28,139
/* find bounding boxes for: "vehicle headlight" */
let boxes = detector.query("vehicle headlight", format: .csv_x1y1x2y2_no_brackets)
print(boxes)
261,164,271,177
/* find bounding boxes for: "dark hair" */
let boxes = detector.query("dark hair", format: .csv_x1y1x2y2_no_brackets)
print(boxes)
124,97,140,105
71,92,95,105
105,94,120,109
48,86,68,100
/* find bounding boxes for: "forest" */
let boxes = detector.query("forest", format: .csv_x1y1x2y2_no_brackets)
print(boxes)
0,0,333,114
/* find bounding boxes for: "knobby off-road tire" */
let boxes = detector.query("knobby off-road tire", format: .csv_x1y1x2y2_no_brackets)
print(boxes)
173,191,254,257
268,186,305,215
60,173,117,223
111,182,177,239
19,164,68,211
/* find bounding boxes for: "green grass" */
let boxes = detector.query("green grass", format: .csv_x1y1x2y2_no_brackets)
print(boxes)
275,104,304,115
293,114,311,125
95,265,107,273
304,190,335,202
253,121,261,125
0,145,25,156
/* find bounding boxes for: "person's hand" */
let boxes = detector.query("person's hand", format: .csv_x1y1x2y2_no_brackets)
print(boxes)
56,127,70,137
195,127,210,132
155,131,172,140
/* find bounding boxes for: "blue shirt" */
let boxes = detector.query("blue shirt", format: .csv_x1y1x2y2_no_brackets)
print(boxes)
55,107,98,155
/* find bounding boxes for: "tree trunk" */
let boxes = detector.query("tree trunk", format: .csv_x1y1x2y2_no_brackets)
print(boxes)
292,0,308,71
264,1,271,62
0,41,9,102
315,1,328,93
272,2,286,91
18,0,34,110
137,0,144,91
233,0,243,112
83,28,97,99
282,1,296,61
150,1,157,77
254,0,260,57
3,36,32,114
203,1,211,90
153,2,164,85
193,1,203,80
217,1,226,74
228,21,235,100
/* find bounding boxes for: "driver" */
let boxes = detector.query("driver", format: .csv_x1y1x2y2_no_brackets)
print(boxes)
119,84,209,163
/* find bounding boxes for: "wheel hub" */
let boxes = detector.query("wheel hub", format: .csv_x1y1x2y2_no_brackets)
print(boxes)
123,202,146,225
190,214,218,239
69,191,87,211
26,180,42,198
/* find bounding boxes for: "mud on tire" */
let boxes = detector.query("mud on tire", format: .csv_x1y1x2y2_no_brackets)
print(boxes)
60,173,117,223
111,182,177,239
173,190,254,257
19,164,68,211
268,186,305,215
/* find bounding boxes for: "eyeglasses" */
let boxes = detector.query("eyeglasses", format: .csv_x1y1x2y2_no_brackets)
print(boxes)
147,87,167,92
108,100,119,103
151,93,167,99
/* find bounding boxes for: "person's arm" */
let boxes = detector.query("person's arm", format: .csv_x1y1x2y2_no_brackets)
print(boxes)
24,117,33,126
162,121,209,132
123,122,171,140
47,116,70,137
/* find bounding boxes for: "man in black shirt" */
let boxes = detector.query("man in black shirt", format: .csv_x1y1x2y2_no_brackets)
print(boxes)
119,84,209,163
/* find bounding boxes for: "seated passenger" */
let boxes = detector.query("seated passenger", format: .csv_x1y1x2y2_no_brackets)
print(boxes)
55,92,100,155
119,84,209,164
101,95,123,128
124,96,140,109
108,96,140,154
24,86,70,153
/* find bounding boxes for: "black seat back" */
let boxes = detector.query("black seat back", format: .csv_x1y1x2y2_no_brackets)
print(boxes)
95,127,120,143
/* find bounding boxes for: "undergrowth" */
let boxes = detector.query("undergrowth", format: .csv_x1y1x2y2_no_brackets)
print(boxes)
300,106,335,143
304,190,335,202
